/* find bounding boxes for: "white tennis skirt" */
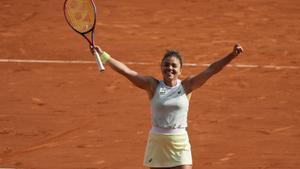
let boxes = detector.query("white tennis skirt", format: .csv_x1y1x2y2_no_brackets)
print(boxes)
143,131,192,168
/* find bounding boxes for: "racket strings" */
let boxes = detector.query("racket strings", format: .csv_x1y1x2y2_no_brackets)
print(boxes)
65,0,95,33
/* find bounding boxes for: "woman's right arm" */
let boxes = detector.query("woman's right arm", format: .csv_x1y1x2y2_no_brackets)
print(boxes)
108,57,158,91
93,47,158,98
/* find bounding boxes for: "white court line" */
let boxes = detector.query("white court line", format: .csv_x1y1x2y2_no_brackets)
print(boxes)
0,59,94,64
0,59,299,70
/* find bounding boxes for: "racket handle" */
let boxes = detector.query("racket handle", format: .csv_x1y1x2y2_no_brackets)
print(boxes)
94,50,105,72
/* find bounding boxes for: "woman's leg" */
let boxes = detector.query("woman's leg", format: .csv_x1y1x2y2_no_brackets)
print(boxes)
172,165,192,169
150,165,192,169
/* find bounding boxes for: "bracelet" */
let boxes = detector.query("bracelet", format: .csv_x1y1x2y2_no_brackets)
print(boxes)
101,52,111,63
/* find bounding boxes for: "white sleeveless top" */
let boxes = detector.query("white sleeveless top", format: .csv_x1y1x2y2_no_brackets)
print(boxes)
151,80,189,129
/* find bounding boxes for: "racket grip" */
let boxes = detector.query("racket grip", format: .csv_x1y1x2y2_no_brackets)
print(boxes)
94,50,105,72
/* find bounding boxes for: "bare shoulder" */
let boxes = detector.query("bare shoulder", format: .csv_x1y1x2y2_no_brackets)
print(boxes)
181,69,213,94
143,76,158,85
181,75,194,95
144,76,159,99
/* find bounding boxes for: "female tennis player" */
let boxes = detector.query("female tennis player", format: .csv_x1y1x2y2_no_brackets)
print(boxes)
91,44,243,169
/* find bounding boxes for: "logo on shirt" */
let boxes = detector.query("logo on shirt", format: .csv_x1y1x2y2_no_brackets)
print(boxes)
159,87,166,95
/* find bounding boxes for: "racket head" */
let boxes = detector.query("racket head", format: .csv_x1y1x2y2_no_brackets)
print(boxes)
63,0,96,34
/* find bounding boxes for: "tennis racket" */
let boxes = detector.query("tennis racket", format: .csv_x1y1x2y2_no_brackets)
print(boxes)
63,0,105,71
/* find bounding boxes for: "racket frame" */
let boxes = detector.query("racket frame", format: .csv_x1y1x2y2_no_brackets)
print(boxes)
63,0,105,71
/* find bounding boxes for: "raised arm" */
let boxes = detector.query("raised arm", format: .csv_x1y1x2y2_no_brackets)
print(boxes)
92,46,158,98
182,44,243,94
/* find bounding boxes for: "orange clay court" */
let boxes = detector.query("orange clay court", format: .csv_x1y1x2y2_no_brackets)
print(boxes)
0,0,299,169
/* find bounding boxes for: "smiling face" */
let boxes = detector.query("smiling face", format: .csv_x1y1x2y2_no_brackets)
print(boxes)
161,56,182,85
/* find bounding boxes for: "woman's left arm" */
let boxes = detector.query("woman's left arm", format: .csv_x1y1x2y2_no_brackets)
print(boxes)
182,44,243,94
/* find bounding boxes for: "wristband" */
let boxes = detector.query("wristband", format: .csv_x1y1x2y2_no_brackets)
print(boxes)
100,52,111,63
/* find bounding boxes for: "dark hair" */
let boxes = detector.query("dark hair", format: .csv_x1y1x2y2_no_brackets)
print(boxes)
161,49,183,67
